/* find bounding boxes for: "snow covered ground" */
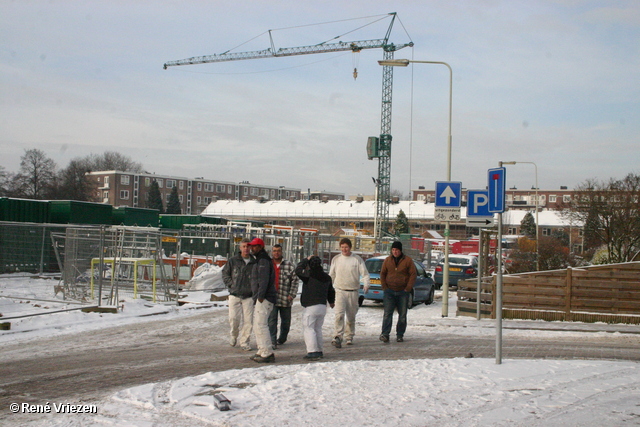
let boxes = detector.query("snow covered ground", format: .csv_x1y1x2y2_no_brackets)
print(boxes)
2,273,640,426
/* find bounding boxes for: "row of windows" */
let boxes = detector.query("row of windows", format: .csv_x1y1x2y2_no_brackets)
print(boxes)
101,175,300,198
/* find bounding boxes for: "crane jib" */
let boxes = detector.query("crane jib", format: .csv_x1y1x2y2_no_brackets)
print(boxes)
163,39,413,68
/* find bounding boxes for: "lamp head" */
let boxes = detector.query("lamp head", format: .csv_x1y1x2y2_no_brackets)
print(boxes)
378,59,410,67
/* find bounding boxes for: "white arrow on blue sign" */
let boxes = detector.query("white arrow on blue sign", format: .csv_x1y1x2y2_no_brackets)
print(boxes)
435,181,462,207
488,167,506,213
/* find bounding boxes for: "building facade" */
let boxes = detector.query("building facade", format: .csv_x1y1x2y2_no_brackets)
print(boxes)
87,171,303,214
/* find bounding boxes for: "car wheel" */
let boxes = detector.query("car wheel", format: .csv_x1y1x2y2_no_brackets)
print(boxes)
358,295,364,307
426,287,435,305
407,292,414,309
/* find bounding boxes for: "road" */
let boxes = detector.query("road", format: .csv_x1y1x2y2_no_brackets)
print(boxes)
1,303,639,424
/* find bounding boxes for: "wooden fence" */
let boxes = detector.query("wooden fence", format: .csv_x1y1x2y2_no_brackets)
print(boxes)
457,262,640,324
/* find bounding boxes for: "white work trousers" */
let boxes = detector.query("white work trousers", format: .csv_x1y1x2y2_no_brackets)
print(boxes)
302,304,327,353
228,295,254,347
253,300,274,358
334,289,359,341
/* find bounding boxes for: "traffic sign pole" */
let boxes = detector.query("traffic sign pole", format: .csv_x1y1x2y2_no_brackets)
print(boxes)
435,181,461,318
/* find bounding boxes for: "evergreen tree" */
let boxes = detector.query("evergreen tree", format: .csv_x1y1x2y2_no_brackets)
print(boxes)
520,211,537,238
146,180,164,213
166,186,182,214
394,209,410,235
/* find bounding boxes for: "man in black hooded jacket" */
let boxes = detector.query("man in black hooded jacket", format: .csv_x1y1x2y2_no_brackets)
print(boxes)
296,256,335,360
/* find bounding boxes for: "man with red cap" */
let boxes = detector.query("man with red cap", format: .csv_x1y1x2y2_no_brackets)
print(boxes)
247,237,277,363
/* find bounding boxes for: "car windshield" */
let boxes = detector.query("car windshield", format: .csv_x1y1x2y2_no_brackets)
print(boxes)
365,259,383,274
449,257,472,265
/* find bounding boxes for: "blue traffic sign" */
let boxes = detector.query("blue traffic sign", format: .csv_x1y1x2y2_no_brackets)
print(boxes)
435,181,462,207
467,190,491,216
488,167,506,213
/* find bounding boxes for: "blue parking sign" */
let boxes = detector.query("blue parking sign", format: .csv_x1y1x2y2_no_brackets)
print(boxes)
467,190,491,216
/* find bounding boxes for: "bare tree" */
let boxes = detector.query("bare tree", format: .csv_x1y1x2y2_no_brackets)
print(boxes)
560,173,640,263
85,151,143,173
16,149,57,199
52,158,98,201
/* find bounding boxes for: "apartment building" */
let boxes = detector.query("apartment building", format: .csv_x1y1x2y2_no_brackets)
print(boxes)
87,171,303,214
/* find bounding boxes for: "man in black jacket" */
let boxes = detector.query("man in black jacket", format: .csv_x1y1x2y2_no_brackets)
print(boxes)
247,238,277,363
221,238,255,351
296,256,335,361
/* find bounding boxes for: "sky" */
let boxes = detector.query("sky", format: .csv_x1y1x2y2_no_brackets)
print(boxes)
2,273,639,426
2,1,639,197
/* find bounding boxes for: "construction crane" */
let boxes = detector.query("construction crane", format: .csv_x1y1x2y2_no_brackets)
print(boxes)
164,12,413,242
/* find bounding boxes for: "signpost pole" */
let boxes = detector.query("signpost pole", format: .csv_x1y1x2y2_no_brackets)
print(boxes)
488,165,506,365
477,229,483,320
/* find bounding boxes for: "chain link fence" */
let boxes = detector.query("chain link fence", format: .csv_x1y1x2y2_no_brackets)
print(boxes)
1,221,397,307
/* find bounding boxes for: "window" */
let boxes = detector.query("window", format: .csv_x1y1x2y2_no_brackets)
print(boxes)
120,190,129,200
262,188,269,196
204,183,214,192
271,189,276,197
563,195,571,203
145,177,151,187
179,181,184,190
228,185,233,194
204,197,211,204
121,175,130,185
243,187,248,195
166,179,176,189
542,228,551,236
197,196,202,204
157,179,163,188
285,191,290,197
216,184,225,192
417,194,425,201
197,182,202,191
104,176,110,186
250,188,259,196
102,191,109,201
179,195,183,203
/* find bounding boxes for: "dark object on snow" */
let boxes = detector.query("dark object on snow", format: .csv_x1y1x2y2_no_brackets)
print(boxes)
213,393,231,411
465,352,474,358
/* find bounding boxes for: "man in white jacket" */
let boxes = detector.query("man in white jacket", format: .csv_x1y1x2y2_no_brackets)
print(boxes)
329,237,370,348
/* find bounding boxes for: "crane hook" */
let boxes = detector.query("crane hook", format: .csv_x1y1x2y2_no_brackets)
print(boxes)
353,68,358,80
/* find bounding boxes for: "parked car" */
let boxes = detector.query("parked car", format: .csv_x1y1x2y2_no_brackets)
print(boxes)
433,254,478,289
358,256,435,308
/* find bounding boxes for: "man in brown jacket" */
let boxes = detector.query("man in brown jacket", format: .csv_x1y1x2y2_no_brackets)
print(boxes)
379,241,417,343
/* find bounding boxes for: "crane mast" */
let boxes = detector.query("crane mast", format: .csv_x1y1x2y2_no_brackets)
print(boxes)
164,13,412,242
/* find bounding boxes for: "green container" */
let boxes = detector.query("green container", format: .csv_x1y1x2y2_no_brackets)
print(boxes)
199,215,227,225
176,237,231,258
113,207,159,227
159,214,202,230
0,197,51,223
49,200,113,225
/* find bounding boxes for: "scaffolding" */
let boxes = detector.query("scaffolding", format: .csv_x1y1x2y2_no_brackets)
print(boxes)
60,226,170,304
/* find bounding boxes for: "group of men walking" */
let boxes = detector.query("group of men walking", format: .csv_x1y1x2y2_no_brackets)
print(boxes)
221,237,417,363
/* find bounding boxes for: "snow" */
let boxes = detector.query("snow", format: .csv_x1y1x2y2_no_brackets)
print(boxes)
1,273,639,426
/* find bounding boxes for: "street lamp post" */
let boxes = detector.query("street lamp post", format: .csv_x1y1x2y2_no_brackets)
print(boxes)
502,161,539,271
378,58,453,317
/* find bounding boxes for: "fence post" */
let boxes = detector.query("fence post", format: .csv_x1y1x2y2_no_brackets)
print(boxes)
565,267,573,321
